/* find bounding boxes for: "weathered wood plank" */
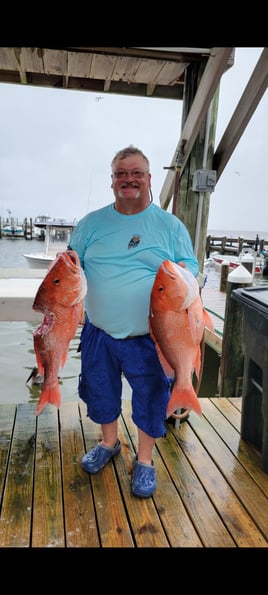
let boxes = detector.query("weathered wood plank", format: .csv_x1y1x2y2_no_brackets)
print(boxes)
117,410,170,547
186,405,268,545
80,402,135,547
227,397,242,412
209,397,241,431
158,419,236,547
0,404,16,496
0,403,36,547
122,401,202,547
31,405,64,547
0,398,267,548
60,401,100,548
121,401,203,547
202,398,268,497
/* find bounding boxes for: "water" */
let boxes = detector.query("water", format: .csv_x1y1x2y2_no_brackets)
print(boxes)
0,236,43,268
1,235,267,405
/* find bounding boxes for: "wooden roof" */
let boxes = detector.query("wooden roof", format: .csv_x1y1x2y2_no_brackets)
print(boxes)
0,46,222,100
0,47,267,208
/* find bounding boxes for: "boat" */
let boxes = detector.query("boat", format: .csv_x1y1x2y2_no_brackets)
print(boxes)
32,214,51,240
211,249,264,275
2,215,25,238
24,218,77,268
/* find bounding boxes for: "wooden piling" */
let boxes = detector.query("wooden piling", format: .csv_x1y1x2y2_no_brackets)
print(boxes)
219,261,229,292
219,266,252,398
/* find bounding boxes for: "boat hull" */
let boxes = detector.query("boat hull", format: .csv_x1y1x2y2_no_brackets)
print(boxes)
23,219,77,268
211,254,263,274
24,253,54,269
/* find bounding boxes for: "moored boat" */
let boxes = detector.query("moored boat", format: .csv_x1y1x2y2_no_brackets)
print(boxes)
211,250,264,275
2,217,24,238
24,218,77,268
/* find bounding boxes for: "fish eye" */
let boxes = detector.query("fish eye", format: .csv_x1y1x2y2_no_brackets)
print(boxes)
53,278,60,285
159,285,164,292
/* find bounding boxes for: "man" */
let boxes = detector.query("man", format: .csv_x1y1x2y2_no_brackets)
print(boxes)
68,145,199,498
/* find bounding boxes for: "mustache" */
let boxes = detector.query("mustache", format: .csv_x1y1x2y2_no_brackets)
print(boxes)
121,182,139,188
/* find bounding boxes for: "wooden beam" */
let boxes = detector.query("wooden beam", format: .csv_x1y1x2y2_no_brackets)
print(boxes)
159,48,234,209
213,47,268,180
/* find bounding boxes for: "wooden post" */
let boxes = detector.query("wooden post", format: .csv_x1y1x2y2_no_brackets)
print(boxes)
206,235,211,258
219,265,252,397
219,261,229,292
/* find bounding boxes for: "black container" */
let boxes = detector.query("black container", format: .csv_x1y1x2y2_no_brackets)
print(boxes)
232,285,268,472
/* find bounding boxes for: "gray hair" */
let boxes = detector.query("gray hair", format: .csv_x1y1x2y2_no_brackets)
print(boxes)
111,145,150,170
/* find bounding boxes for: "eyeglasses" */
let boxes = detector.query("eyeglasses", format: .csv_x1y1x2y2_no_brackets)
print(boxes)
112,170,149,179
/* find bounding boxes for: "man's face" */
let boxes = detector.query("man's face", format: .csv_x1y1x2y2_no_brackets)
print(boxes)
111,155,151,200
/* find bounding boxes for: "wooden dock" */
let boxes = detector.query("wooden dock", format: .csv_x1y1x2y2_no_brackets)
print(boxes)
0,397,267,548
206,234,268,258
202,284,226,354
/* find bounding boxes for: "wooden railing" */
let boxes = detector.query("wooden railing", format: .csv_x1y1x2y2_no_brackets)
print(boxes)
206,235,268,258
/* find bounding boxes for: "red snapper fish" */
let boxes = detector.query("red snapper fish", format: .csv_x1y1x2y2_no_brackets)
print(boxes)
32,249,87,416
149,260,214,418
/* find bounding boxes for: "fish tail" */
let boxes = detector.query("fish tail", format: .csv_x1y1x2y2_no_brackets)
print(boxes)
36,383,62,416
166,383,202,418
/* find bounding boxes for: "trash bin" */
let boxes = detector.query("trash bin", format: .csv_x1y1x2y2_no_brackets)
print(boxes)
232,285,268,472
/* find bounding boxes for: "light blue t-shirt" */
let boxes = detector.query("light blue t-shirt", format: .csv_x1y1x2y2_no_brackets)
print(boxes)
69,202,199,338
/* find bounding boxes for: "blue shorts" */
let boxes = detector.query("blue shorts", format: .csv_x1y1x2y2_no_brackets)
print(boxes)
78,318,171,438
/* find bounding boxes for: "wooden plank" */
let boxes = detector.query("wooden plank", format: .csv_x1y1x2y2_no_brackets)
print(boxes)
158,420,236,547
204,327,222,354
121,400,203,547
228,397,242,412
116,415,169,547
209,396,241,431
59,401,99,547
0,403,16,496
204,398,268,497
0,397,267,548
32,405,65,547
186,404,268,544
0,403,36,547
79,402,135,547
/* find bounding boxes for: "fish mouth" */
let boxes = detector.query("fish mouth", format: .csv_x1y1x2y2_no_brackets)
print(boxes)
62,249,80,269
161,260,177,279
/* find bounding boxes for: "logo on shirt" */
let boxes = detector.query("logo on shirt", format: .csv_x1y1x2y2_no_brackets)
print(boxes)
128,235,141,249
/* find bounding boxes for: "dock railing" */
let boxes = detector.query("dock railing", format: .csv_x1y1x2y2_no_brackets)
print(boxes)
206,235,268,259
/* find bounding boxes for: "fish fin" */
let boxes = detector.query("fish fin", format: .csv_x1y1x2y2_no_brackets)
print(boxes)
203,308,214,332
166,383,202,418
35,357,44,377
36,383,62,416
60,352,68,369
193,345,201,380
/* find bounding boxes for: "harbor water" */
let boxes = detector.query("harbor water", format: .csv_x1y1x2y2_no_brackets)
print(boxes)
0,235,267,405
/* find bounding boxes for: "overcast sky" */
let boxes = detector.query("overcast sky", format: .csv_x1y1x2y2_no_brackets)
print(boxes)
0,47,266,233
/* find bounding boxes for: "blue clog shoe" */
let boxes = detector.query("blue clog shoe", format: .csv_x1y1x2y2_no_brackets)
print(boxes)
131,458,156,498
82,439,121,474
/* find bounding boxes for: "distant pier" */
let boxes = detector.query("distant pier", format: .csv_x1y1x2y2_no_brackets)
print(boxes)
206,234,268,258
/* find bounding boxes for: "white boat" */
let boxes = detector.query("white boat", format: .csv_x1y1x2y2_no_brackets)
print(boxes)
2,217,24,238
24,218,77,268
32,214,51,240
211,249,264,275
